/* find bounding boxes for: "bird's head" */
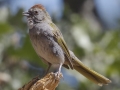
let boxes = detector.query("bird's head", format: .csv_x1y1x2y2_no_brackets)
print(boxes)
23,4,51,23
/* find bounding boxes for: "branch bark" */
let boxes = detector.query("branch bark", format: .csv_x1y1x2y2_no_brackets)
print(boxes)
18,72,62,90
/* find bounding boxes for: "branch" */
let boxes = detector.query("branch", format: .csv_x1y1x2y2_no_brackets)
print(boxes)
18,72,62,90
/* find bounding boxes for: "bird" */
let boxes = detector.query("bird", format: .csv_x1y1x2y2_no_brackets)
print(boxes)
23,4,111,86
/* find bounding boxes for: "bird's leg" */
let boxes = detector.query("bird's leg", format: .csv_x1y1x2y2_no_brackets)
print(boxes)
44,63,52,76
58,63,62,74
54,63,63,79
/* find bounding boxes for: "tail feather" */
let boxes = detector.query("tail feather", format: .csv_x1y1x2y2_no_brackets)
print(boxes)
73,65,110,86
69,51,111,86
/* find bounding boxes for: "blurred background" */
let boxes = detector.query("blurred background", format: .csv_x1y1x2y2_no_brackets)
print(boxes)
0,0,120,90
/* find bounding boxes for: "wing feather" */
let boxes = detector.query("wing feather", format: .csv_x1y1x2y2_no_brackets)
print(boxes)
50,23,73,69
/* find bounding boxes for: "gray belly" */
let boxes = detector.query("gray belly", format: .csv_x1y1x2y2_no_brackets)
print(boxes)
29,33,65,64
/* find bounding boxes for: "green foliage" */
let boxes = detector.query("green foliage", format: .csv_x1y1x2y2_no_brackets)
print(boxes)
0,2,120,90
0,23,13,35
7,36,41,63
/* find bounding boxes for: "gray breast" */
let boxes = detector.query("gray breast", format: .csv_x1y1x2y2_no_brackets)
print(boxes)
29,25,65,64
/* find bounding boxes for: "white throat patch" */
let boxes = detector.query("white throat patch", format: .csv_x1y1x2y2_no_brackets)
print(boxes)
27,18,34,29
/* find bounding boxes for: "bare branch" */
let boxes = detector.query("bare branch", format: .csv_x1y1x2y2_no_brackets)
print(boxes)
19,72,62,90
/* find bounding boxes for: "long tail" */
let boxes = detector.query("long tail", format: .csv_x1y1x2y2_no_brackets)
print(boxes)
69,51,111,86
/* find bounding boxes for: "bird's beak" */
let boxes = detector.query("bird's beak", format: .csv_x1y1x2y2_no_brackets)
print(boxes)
22,11,30,17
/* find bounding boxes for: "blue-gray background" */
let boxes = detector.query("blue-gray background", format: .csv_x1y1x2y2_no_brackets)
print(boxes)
0,0,120,90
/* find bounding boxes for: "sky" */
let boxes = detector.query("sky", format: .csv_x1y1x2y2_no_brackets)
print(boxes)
95,0,120,29
2,0,120,29
9,0,64,20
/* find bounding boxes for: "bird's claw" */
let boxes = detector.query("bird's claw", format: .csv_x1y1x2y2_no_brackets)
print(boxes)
54,72,63,80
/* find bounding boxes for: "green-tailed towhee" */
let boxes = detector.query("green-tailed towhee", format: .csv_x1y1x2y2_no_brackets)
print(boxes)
23,4,111,86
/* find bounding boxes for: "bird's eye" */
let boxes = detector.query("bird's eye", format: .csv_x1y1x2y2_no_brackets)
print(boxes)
34,11,38,14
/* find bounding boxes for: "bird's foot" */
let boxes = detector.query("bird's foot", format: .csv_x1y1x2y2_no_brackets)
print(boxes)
54,72,63,80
